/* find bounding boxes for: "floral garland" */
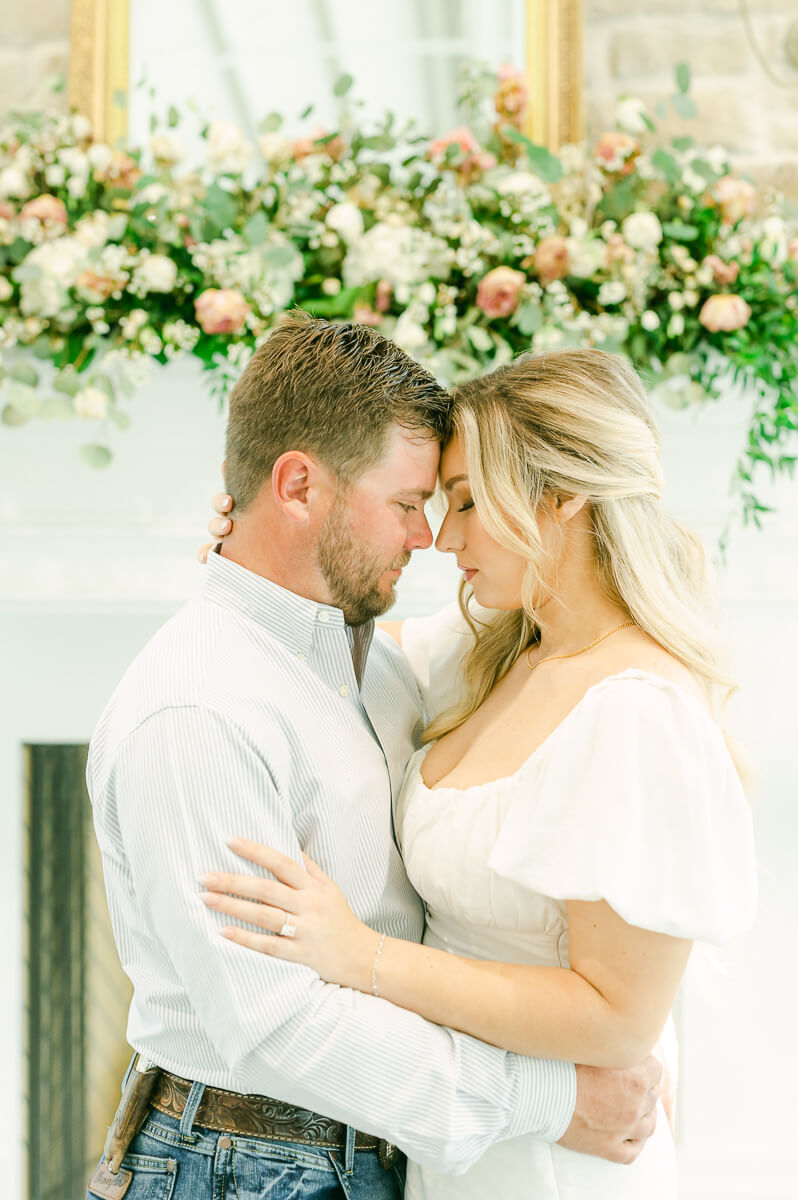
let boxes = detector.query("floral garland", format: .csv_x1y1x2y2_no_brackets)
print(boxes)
0,65,796,525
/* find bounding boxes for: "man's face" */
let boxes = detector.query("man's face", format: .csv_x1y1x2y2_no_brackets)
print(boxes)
316,426,440,625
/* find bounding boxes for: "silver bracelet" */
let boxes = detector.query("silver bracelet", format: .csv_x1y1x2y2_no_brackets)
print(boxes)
371,932,386,998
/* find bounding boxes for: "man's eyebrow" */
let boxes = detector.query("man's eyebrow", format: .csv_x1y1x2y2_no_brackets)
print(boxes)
394,488,435,500
442,474,468,491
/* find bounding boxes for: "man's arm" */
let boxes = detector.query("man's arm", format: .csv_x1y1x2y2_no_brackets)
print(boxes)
104,704,574,1174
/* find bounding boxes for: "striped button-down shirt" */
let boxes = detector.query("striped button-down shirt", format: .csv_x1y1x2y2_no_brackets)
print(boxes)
87,551,575,1173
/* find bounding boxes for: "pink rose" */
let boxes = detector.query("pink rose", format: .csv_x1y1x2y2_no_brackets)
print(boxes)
353,302,382,327
494,66,527,127
457,150,498,184
0,201,15,220
20,194,68,227
604,233,635,268
534,236,569,285
476,266,525,319
429,126,479,161
96,151,141,189
375,279,393,313
594,131,639,174
698,293,752,333
194,288,251,335
292,126,345,162
787,238,798,263
712,175,756,225
702,254,740,286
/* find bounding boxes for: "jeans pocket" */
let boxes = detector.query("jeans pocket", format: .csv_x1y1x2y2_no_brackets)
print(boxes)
87,1153,178,1200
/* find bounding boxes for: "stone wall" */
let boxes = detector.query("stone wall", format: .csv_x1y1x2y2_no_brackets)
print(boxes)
585,0,798,195
0,2,71,116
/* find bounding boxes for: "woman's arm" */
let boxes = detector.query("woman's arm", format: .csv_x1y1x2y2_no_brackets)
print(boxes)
200,841,691,1070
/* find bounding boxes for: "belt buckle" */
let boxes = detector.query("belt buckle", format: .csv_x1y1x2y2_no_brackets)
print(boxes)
378,1139,399,1169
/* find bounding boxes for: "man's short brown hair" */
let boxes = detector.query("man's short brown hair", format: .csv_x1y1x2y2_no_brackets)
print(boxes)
224,314,451,509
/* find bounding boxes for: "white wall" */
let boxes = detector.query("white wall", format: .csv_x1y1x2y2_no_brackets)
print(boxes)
1,363,796,1198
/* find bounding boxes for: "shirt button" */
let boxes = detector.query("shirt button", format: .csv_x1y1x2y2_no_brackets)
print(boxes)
296,652,306,662
338,684,349,697
318,612,329,623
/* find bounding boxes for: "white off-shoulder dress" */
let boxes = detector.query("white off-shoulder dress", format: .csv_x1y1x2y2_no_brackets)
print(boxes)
398,605,757,1200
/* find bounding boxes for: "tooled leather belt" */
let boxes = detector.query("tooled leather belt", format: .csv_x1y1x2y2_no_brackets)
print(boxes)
150,1070,399,1168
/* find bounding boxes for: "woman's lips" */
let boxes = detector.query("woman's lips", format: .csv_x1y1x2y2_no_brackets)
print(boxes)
462,568,478,582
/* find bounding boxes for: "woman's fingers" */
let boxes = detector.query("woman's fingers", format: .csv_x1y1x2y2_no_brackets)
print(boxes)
301,852,332,883
209,516,232,538
197,543,213,564
220,925,300,959
200,870,299,911
226,839,309,889
213,492,233,516
200,891,286,931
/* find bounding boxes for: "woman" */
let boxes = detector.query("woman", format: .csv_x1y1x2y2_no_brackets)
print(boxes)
200,348,756,1198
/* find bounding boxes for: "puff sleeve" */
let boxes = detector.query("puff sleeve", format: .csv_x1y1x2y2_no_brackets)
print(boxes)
486,671,757,945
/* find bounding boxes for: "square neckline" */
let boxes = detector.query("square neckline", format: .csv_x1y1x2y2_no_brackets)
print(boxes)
417,667,713,796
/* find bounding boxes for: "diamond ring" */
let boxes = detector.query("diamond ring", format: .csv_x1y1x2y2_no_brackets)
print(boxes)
278,918,297,938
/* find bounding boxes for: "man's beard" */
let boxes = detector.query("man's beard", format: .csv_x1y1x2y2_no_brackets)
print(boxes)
317,494,411,626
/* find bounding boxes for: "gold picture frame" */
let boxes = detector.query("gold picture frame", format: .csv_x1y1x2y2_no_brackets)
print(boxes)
69,0,582,149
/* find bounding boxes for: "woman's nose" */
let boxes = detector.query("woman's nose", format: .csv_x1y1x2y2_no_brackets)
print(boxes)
435,514,463,555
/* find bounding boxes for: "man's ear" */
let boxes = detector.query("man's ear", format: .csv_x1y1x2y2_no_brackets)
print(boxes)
272,451,329,524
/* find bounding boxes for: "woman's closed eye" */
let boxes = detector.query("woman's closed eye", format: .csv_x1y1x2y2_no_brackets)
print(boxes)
457,499,474,513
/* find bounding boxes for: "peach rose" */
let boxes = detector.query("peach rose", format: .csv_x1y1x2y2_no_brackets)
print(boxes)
494,65,527,127
787,238,798,263
605,233,635,268
476,266,525,319
429,126,479,160
0,201,16,220
20,194,68,227
594,131,639,174
194,288,251,335
712,175,756,225
292,126,345,162
353,302,382,327
702,254,740,286
75,268,116,302
375,279,393,313
698,293,751,333
534,236,569,285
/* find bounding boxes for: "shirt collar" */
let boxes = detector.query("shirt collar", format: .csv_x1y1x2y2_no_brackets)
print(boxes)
203,550,373,665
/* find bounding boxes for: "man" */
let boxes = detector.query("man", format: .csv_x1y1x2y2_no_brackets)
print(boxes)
87,316,660,1200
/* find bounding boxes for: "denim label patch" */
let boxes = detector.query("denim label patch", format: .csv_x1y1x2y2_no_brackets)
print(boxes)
87,1162,133,1199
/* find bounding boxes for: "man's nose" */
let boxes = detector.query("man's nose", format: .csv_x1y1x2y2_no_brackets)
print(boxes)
407,512,434,551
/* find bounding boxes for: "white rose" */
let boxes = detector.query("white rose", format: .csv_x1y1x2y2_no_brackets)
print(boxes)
565,237,606,278
0,277,12,301
598,280,627,306
668,291,685,311
667,313,685,337
71,114,92,140
417,282,436,305
60,147,89,175
121,309,148,339
325,202,364,245
25,236,86,285
641,310,660,331
150,133,186,166
615,96,649,134
761,215,787,266
75,210,110,248
258,133,292,164
622,212,663,250
134,253,177,293
67,175,87,200
496,171,551,199
393,311,428,351
206,120,252,173
321,278,341,296
45,164,66,188
75,385,109,420
87,144,113,174
0,166,29,199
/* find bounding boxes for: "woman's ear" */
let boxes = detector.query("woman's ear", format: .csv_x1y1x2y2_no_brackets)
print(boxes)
555,494,588,523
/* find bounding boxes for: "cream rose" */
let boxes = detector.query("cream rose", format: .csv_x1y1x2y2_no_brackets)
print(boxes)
134,254,177,294
698,293,752,333
75,386,109,421
194,288,251,334
476,266,525,319
325,202,364,245
713,176,756,226
702,255,740,287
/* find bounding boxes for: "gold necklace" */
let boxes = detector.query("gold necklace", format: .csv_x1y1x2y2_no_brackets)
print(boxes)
526,621,637,673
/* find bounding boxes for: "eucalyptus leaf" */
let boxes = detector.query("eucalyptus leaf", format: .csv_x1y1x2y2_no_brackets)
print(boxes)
54,372,81,396
333,73,354,97
652,149,679,183
7,380,41,418
39,393,75,420
9,361,39,386
502,128,563,183
167,104,180,128
259,112,283,134
515,303,542,337
79,443,113,469
11,262,42,282
262,243,299,268
244,210,270,246
204,182,238,235
109,408,132,431
1,403,27,427
671,92,696,120
662,219,699,241
467,326,493,353
113,89,128,109
675,62,691,94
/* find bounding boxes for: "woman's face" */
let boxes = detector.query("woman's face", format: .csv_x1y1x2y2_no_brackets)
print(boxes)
435,434,541,610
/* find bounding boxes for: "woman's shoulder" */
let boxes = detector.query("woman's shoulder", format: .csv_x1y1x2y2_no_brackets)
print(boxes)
574,630,711,715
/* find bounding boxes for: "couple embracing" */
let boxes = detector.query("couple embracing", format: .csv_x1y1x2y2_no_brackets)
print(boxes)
87,315,755,1200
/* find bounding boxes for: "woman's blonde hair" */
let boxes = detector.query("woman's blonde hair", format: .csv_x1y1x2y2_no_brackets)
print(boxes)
424,348,746,778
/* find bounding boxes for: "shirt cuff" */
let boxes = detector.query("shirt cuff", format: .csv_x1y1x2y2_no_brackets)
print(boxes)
508,1058,577,1143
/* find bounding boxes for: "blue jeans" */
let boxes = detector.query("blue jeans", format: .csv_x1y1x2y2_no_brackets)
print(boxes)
87,1097,406,1200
